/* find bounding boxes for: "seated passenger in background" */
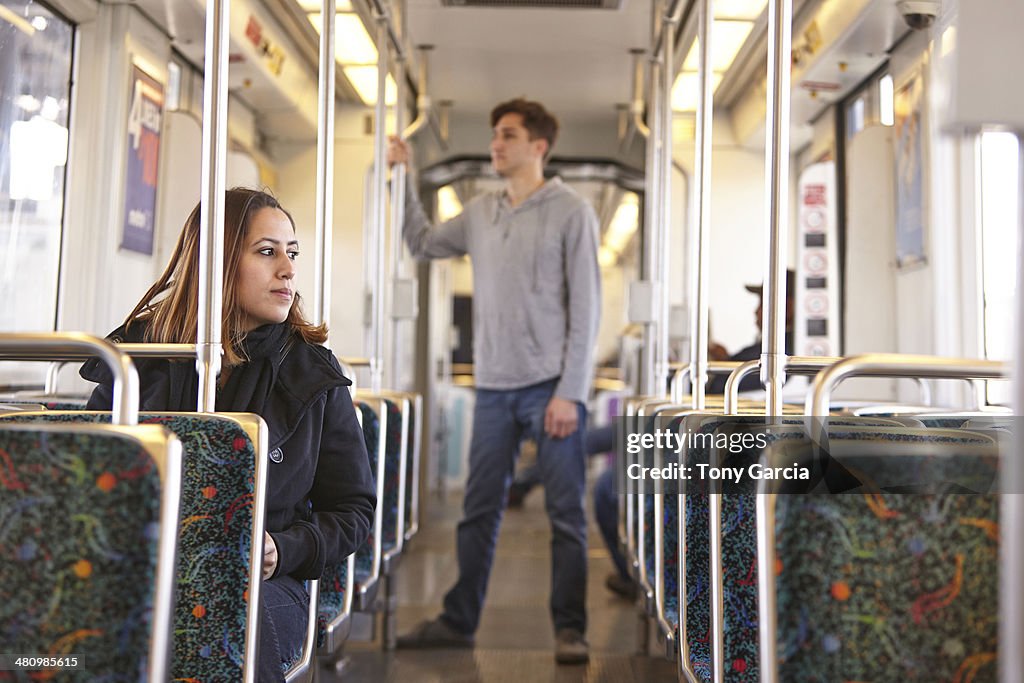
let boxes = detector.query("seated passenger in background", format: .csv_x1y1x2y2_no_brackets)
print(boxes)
706,269,795,394
80,188,376,683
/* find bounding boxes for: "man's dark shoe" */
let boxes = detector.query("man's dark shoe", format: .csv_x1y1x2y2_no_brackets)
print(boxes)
396,617,475,649
605,572,638,601
555,628,589,664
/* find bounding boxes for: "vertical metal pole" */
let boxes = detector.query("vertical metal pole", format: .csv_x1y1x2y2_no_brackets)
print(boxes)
758,4,791,680
370,17,389,394
657,11,674,402
761,0,791,419
389,60,407,388
313,0,336,328
1002,138,1024,683
690,0,713,411
639,0,665,398
196,0,229,412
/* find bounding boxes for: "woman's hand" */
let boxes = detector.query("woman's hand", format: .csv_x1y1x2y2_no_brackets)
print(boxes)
263,531,278,579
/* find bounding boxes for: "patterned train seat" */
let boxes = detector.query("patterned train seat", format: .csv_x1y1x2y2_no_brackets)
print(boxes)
352,399,386,609
0,422,181,682
678,415,909,682
767,429,999,682
1,411,267,682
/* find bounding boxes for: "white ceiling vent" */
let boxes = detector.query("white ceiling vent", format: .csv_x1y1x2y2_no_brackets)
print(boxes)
441,0,622,8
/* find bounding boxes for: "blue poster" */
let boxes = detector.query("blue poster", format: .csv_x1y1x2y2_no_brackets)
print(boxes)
121,65,164,255
894,73,926,268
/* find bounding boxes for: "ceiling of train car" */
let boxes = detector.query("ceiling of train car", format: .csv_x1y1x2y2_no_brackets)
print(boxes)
403,0,652,123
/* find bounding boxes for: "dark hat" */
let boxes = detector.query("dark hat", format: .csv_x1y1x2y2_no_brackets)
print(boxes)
745,269,796,296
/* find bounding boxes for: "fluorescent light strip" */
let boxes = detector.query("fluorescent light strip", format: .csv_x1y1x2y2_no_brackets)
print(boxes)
343,65,397,106
309,12,378,64
298,0,353,10
682,20,755,72
713,0,768,20
671,72,724,112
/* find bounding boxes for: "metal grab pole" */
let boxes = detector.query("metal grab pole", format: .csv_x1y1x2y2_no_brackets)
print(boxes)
638,0,663,398
313,0,337,329
388,59,406,389
370,16,389,394
690,0,714,412
1002,139,1024,683
196,0,229,413
0,333,140,425
657,9,675,407
760,0,792,420
759,3,794,666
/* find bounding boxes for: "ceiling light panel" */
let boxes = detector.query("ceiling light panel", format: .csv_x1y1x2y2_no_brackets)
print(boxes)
343,66,397,105
713,0,768,20
308,12,378,64
682,20,755,72
298,0,353,10
671,71,723,111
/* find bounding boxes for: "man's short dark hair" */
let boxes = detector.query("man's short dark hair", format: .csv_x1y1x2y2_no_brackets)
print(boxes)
490,98,559,156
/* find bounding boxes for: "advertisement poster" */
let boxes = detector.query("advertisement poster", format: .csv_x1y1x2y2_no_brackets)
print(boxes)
121,64,164,255
894,72,926,268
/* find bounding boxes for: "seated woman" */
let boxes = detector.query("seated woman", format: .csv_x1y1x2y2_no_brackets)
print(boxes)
80,188,376,683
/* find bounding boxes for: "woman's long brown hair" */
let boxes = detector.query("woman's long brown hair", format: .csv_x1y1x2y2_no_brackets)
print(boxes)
123,188,327,365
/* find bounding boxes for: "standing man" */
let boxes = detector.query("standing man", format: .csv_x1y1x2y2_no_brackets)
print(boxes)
390,98,601,664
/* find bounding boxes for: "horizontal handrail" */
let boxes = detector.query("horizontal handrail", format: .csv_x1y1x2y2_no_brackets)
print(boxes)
724,356,844,414
808,354,1010,416
0,343,197,360
0,333,139,425
669,360,743,404
337,356,372,368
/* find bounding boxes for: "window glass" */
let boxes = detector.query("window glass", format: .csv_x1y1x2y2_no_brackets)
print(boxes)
0,1,73,332
978,131,1020,404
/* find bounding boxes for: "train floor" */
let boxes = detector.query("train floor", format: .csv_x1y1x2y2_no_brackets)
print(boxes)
320,479,678,682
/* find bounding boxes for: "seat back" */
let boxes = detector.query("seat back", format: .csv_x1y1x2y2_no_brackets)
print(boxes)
0,422,181,682
1,411,268,682
765,428,1000,681
352,398,387,594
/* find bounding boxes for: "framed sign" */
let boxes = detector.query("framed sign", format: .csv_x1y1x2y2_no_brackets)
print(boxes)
121,64,164,255
893,71,926,268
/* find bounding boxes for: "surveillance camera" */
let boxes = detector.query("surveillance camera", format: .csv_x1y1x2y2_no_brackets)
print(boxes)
897,0,939,30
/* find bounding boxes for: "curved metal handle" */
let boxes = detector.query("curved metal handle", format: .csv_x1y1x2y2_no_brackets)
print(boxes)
807,353,1009,416
723,356,845,414
0,332,139,425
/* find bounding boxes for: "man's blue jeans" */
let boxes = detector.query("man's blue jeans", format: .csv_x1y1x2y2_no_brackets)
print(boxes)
441,378,588,635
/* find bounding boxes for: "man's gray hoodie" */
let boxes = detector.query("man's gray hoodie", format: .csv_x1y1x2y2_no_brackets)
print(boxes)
402,177,600,403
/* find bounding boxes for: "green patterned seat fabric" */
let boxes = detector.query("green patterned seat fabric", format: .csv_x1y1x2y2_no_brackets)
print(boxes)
381,399,403,550
354,403,380,589
0,427,164,682
403,405,417,538
773,436,998,681
317,560,349,648
1,412,258,681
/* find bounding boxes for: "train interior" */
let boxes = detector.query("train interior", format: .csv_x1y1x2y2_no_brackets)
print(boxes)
1,0,1022,680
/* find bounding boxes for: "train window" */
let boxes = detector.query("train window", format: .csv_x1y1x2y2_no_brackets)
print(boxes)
978,131,1020,404
844,70,893,141
0,1,73,332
